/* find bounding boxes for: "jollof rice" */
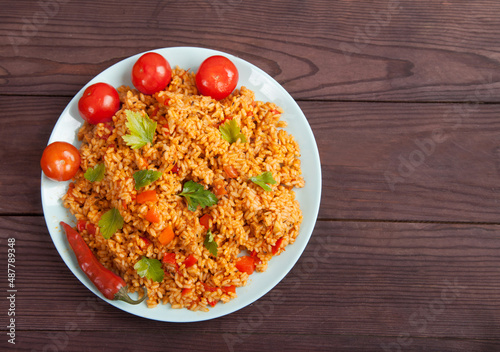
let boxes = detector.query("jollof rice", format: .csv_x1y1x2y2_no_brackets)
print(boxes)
62,67,304,311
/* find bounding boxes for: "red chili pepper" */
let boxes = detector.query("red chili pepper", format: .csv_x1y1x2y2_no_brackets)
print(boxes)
60,221,146,304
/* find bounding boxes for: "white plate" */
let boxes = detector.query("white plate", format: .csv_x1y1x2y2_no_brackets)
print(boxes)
41,47,322,322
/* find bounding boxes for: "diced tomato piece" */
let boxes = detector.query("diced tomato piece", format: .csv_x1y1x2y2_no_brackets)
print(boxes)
224,165,238,178
77,220,97,236
145,208,160,223
161,124,170,136
158,225,175,245
213,179,227,196
138,236,151,251
162,252,179,275
184,254,197,268
67,182,75,197
171,164,179,174
182,288,192,296
236,256,255,275
162,252,176,265
222,285,236,294
77,220,87,232
136,190,157,204
86,222,97,236
272,238,284,255
199,214,212,230
150,106,159,117
218,115,233,127
250,250,261,264
98,122,114,140
155,94,170,106
202,283,217,292
208,299,218,307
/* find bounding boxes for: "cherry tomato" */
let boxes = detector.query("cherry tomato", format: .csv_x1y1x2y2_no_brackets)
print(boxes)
196,55,239,100
40,141,81,181
78,83,120,125
132,52,172,95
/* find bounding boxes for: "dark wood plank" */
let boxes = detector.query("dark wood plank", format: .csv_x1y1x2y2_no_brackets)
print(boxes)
1,0,500,101
4,216,500,344
13,331,500,352
0,96,71,214
309,101,500,222
6,95,500,223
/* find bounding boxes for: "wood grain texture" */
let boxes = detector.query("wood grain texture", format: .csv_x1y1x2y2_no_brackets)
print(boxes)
3,217,500,349
2,0,500,101
3,0,500,350
5,95,500,223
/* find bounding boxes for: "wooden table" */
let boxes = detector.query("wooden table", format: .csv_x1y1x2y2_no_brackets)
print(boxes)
2,0,500,350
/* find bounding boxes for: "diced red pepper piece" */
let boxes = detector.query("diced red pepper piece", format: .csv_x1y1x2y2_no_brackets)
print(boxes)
208,299,218,307
182,288,192,296
171,164,179,174
184,254,197,268
235,256,255,275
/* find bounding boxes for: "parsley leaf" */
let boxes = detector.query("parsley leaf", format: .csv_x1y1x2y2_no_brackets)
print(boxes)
98,208,124,239
122,110,157,149
84,163,105,182
219,119,246,144
250,171,277,191
133,170,162,190
134,257,164,283
179,180,218,211
204,229,218,257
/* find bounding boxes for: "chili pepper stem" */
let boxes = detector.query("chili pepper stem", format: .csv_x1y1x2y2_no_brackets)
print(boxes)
114,286,148,305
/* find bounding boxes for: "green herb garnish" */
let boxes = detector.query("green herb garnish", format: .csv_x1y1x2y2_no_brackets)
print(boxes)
219,119,246,144
204,229,218,257
122,110,157,149
84,163,105,182
133,170,162,190
179,180,218,211
134,257,164,283
249,171,277,191
98,208,124,239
